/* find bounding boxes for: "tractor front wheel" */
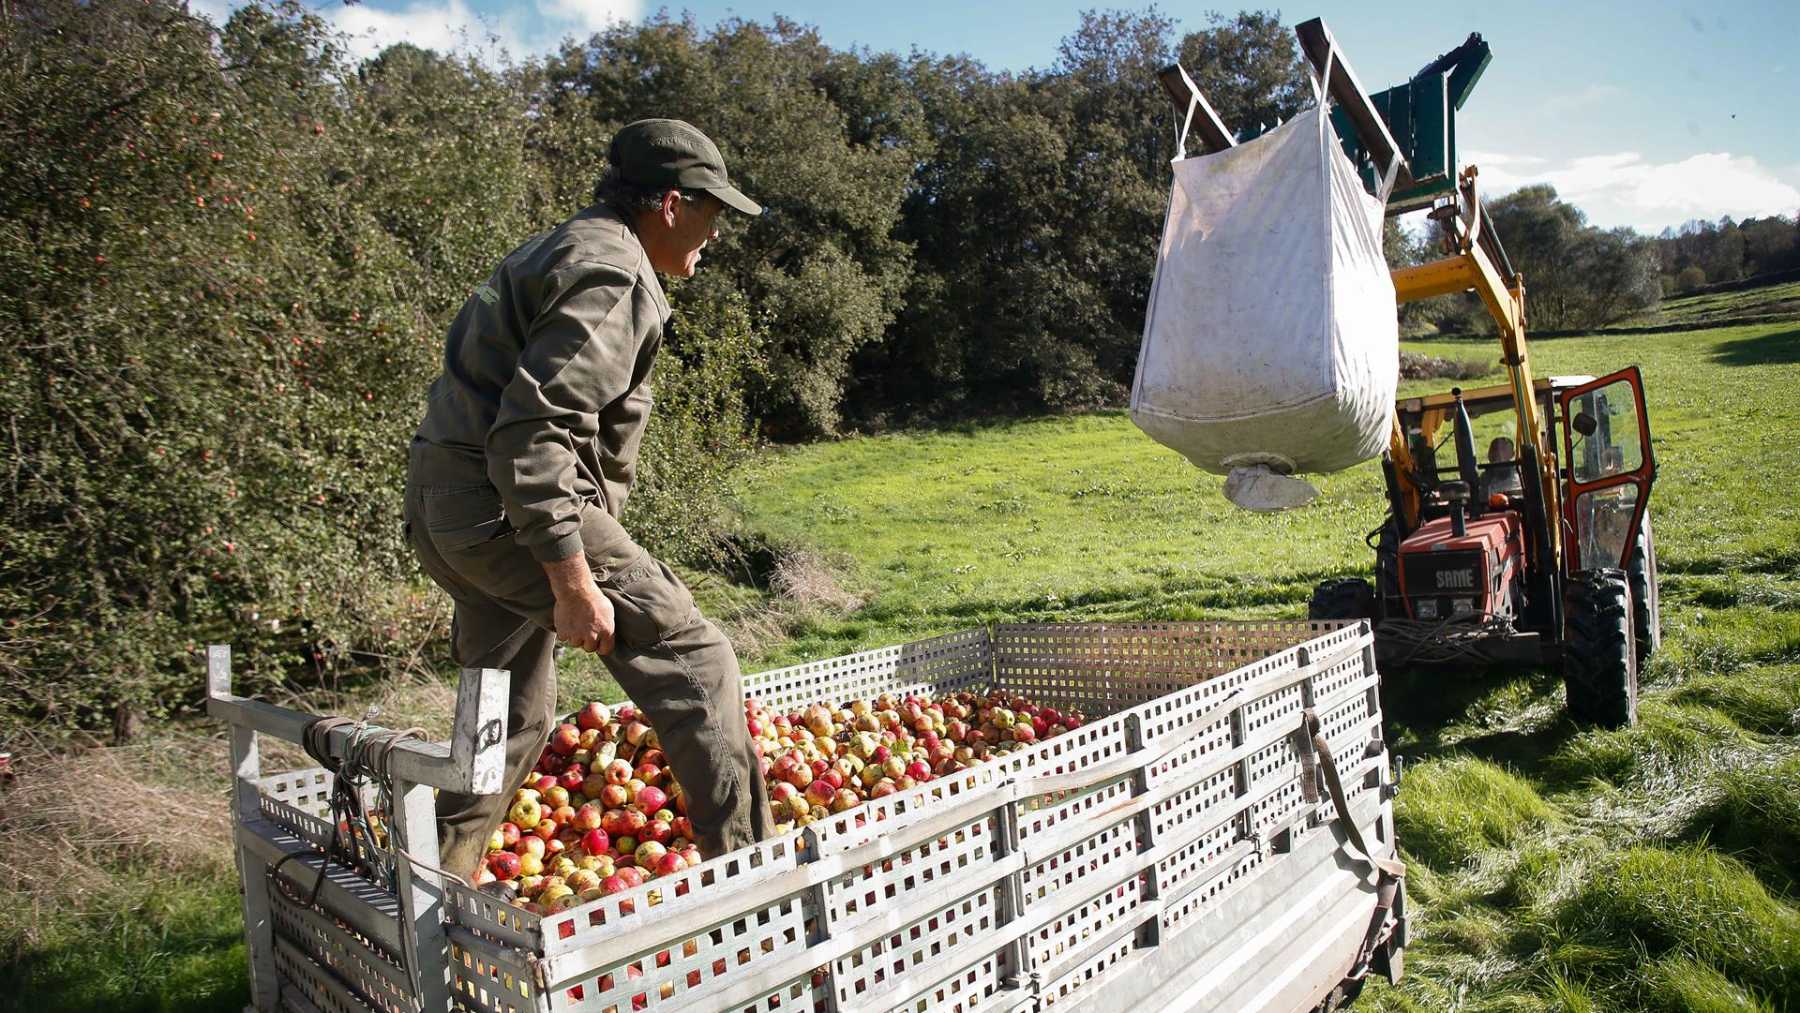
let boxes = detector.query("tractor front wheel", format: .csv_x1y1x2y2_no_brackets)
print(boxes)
1629,511,1661,666
1563,568,1637,727
1310,578,1376,622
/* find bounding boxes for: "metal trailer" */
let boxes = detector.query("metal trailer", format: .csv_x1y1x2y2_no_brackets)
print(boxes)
214,619,1404,1013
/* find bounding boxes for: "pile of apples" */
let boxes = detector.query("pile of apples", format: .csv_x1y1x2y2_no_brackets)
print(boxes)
477,691,1084,914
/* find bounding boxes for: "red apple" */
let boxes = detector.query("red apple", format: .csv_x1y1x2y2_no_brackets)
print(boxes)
601,783,630,808
641,819,673,845
574,804,604,832
489,850,522,881
605,759,634,785
805,780,837,808
635,786,668,812
581,828,610,855
577,701,612,731
549,723,581,755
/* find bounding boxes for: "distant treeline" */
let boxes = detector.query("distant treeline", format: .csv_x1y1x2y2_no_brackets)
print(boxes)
3,1,1794,729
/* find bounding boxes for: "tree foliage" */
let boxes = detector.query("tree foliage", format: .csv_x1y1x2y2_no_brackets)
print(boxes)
1485,185,1660,331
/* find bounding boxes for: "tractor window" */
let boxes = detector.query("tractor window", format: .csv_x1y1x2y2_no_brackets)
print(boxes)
1569,380,1643,484
1574,482,1640,571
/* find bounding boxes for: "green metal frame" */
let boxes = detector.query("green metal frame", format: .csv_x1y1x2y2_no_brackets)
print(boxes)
1330,33,1490,213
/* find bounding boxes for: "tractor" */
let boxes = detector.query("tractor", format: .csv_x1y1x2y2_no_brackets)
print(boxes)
1160,24,1660,727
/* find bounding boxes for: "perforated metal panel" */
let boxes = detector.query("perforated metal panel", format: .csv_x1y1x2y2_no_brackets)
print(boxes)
243,620,1391,1013
269,877,414,1013
744,627,993,716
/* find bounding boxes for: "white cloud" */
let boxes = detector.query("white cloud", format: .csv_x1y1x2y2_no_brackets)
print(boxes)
329,0,523,60
534,0,636,36
1465,149,1800,233
192,0,641,61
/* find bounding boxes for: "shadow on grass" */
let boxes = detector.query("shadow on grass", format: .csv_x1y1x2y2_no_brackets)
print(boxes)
1,934,249,1013
1709,327,1800,367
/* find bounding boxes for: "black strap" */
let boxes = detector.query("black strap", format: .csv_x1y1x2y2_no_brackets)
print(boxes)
1302,709,1404,976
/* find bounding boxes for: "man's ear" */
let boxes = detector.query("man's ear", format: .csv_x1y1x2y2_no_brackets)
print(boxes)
659,190,683,223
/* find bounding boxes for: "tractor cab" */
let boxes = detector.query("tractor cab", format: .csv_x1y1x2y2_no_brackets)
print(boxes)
1346,365,1658,720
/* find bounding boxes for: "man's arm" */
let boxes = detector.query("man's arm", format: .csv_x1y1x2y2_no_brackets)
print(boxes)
486,261,651,652
486,261,645,561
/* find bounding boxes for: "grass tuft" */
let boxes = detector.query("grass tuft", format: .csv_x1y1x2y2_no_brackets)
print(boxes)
1680,753,1800,897
1544,701,1757,787
1395,756,1561,869
1641,954,1779,1013
1559,847,1800,1000
0,730,233,950
1667,667,1800,735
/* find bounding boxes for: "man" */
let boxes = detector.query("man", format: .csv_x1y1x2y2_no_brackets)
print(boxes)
403,119,773,879
1481,435,1523,500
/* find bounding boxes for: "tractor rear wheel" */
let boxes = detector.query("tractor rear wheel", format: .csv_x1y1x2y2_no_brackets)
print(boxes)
1563,568,1637,727
1310,578,1376,622
1628,511,1661,666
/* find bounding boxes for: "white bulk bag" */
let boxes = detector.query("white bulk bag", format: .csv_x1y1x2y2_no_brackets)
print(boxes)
1131,66,1398,511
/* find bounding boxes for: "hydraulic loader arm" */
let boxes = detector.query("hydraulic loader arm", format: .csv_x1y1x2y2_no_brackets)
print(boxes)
1387,168,1560,570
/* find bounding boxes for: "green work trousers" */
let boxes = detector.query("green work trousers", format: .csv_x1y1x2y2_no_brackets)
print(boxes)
403,464,771,879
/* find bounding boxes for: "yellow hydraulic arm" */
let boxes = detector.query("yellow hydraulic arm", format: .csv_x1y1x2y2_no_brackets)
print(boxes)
1385,168,1560,567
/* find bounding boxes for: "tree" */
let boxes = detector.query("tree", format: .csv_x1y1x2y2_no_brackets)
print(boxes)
1486,185,1658,329
1175,10,1306,137
536,15,922,437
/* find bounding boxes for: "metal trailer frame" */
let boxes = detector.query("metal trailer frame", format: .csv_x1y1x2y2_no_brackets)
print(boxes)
209,646,511,1013
216,620,1402,1013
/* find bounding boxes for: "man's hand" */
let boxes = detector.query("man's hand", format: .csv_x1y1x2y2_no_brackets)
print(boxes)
542,554,615,654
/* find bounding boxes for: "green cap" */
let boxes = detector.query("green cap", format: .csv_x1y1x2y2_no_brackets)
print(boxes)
609,118,762,216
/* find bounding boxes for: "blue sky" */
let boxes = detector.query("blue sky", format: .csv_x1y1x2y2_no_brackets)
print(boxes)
194,1,1800,233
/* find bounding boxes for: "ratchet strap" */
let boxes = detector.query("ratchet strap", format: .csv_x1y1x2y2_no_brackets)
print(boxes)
1302,708,1404,978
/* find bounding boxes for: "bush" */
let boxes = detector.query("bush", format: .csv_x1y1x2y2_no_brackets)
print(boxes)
0,3,762,731
1677,265,1709,293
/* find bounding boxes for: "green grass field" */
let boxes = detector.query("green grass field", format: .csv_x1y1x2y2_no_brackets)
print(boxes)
1616,279,1800,329
4,320,1795,1011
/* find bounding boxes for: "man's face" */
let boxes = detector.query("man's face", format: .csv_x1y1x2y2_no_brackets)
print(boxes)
643,191,725,278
